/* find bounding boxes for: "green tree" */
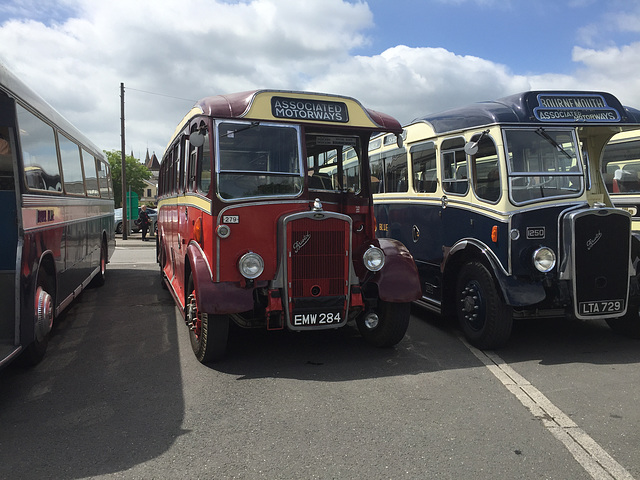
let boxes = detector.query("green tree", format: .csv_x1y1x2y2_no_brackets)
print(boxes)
104,150,152,208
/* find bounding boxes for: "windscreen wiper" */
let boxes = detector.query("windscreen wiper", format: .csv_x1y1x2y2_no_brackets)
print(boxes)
535,127,573,160
221,121,260,138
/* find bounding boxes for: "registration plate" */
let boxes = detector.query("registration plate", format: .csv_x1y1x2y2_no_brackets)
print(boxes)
292,311,343,327
578,300,625,316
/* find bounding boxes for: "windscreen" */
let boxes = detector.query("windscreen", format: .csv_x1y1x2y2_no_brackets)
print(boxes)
216,121,303,200
504,128,583,204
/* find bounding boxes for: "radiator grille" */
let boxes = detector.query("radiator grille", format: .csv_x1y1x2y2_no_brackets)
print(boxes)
287,217,350,298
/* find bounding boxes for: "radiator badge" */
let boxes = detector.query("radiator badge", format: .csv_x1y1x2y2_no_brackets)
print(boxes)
293,232,311,253
586,230,602,250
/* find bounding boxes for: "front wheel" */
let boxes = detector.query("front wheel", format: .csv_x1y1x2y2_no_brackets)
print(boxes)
456,261,512,349
20,267,55,365
186,275,229,363
357,300,411,347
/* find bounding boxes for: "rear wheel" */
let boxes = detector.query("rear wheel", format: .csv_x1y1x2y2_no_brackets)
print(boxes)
456,261,512,349
357,300,411,347
90,239,107,287
186,274,229,363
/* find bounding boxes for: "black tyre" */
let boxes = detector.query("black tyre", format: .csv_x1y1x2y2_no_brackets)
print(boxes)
606,303,640,338
186,275,229,363
116,221,123,234
158,240,167,290
456,261,512,349
90,240,107,287
21,267,55,365
357,300,411,347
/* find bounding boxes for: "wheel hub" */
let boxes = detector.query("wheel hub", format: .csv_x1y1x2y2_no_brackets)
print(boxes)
35,286,53,342
186,292,200,335
460,283,484,331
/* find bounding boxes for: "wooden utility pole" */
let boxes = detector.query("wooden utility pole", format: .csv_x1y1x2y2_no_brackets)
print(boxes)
120,82,127,240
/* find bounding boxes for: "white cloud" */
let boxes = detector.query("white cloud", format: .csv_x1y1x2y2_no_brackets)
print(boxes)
305,45,532,124
522,43,640,109
1,0,640,162
0,0,374,158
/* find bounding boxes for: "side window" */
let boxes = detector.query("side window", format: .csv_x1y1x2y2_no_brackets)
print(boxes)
174,142,183,193
187,128,197,192
198,132,211,194
602,138,640,194
17,105,62,192
97,159,112,198
343,148,361,193
383,149,407,193
58,133,85,195
441,137,468,195
471,134,500,203
82,149,100,196
159,161,166,196
369,155,383,193
181,135,189,193
411,142,437,193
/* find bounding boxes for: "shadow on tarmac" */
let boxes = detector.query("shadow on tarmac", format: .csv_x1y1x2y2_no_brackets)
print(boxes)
2,243,640,478
0,266,183,479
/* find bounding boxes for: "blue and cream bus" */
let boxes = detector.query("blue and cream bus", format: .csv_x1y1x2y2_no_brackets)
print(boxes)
371,91,640,349
0,64,115,367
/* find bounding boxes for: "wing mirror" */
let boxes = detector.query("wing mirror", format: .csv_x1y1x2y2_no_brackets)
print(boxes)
189,130,205,147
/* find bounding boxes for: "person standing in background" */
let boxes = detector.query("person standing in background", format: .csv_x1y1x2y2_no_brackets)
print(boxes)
138,205,150,241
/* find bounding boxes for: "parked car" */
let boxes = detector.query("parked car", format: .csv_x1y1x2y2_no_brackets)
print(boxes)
115,207,157,234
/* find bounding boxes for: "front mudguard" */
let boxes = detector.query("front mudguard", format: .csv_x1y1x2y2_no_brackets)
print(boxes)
445,239,547,307
355,238,421,303
186,243,254,314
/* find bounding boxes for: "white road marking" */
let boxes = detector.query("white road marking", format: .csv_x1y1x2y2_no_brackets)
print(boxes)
462,338,635,480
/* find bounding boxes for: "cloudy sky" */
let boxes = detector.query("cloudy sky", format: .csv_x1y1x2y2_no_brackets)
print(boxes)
1,0,640,161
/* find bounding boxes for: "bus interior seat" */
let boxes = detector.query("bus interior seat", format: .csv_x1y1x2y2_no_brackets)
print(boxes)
309,173,332,190
602,172,614,192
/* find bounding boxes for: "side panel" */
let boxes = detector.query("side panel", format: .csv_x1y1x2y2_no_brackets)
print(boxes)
375,200,509,303
375,201,444,302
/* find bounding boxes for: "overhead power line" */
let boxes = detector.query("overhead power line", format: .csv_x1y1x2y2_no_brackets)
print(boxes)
125,86,196,103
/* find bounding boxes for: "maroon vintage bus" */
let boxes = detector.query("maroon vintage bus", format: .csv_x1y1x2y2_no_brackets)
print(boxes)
157,90,421,362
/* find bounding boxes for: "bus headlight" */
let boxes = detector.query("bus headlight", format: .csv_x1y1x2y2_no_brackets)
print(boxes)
533,247,556,273
363,246,385,272
238,252,264,279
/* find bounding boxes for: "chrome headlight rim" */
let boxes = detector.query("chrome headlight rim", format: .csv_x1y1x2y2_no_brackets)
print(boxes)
363,246,385,272
532,246,556,273
238,252,264,279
